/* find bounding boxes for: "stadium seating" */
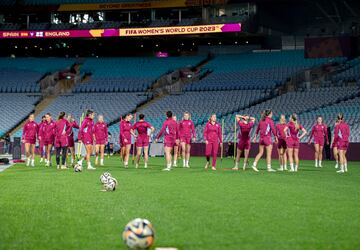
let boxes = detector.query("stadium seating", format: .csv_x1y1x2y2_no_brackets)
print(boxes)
0,93,40,136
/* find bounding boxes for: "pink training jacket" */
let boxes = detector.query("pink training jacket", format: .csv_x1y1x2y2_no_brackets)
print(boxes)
78,117,94,142
334,121,350,142
308,123,329,143
43,120,56,141
156,118,179,140
179,119,196,139
276,123,287,140
238,121,254,140
286,121,303,141
22,121,38,141
94,121,108,141
120,120,132,140
132,120,152,138
256,117,276,139
68,121,79,137
37,121,46,141
203,121,222,143
55,118,72,139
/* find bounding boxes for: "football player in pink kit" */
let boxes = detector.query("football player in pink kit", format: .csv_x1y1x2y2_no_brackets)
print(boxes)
276,114,288,171
37,115,46,163
232,114,255,171
179,112,196,168
22,114,38,167
172,115,180,167
334,113,350,173
120,114,133,168
94,115,108,166
44,113,56,167
155,111,180,171
66,114,79,165
203,114,222,171
252,109,278,172
54,112,72,169
131,114,155,169
284,114,307,172
308,116,329,168
78,109,96,170
331,119,340,169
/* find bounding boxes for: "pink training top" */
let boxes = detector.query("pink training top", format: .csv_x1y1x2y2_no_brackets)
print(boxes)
287,121,303,141
43,120,56,141
276,123,287,140
132,120,152,138
238,121,254,140
37,121,46,141
55,118,72,139
120,120,132,140
94,121,108,141
78,117,94,142
203,121,222,143
68,121,79,137
308,123,329,143
22,121,38,141
179,119,196,139
334,121,350,142
256,117,276,139
156,118,179,140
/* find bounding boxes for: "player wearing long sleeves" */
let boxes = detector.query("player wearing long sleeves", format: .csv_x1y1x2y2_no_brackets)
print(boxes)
203,114,222,171
37,116,46,163
155,111,179,171
308,116,329,168
233,115,255,171
276,115,288,171
179,112,196,168
94,115,108,166
131,114,154,169
54,112,72,169
331,119,340,169
66,114,79,165
334,113,350,173
251,109,278,172
119,114,133,168
78,110,96,170
22,114,38,167
284,114,307,172
44,113,56,167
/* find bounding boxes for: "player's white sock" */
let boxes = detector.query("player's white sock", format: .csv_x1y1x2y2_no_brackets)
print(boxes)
144,163,148,168
335,161,338,169
186,160,189,167
183,159,186,167
100,158,104,166
344,163,348,172
26,157,30,166
95,157,98,165
337,165,345,173
252,162,259,172
315,160,318,167
267,165,276,172
173,160,177,167
284,164,288,171
232,162,239,170
40,157,43,163
31,159,35,167
279,165,283,171
124,161,128,168
167,163,172,169
319,160,322,167
71,158,74,164
290,163,294,172
295,165,298,172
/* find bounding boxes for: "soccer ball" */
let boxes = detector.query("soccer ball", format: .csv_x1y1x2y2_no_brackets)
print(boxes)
122,218,155,249
108,177,118,187
74,164,82,172
100,172,112,184
104,178,117,191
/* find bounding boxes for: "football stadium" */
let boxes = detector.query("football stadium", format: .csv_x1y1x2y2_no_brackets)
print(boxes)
0,0,359,249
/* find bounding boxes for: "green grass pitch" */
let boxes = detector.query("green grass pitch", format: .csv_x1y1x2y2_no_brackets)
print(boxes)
0,156,359,250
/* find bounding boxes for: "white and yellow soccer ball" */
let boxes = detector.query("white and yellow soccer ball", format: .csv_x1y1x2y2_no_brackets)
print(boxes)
122,218,155,249
74,164,82,172
104,177,117,191
100,172,112,184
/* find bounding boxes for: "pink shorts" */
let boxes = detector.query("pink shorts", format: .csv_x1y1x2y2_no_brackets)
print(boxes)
180,136,191,145
164,138,177,148
237,139,250,150
338,141,349,151
95,139,106,145
136,136,149,147
24,138,36,145
121,136,131,146
331,140,338,149
277,138,287,149
44,137,54,146
54,137,68,148
81,135,93,145
259,137,272,147
287,139,300,149
314,138,325,147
